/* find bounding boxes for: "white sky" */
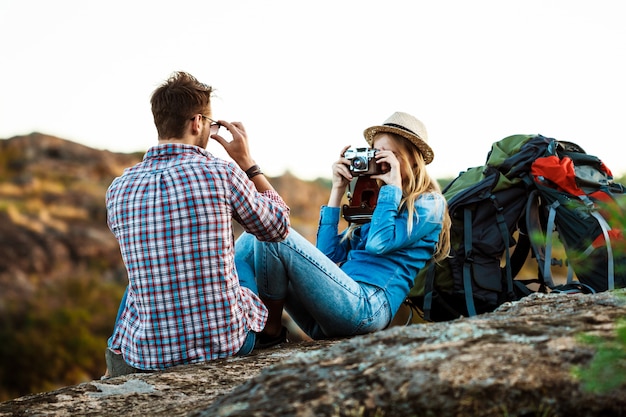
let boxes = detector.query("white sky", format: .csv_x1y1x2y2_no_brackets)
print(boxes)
1,0,625,180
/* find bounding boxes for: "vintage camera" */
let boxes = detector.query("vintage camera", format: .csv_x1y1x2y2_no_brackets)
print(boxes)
344,147,381,176
342,176,380,224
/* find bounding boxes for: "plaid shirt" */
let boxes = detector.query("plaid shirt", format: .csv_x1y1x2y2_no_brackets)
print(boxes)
106,143,290,370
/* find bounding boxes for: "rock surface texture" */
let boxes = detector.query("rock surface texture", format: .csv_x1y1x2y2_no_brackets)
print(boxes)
2,291,625,417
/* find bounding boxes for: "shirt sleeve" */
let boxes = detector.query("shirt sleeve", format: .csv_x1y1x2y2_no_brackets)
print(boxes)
366,185,445,254
316,205,351,263
229,164,290,242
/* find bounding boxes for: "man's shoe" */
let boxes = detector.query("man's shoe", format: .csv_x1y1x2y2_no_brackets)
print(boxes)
104,348,146,378
255,326,288,349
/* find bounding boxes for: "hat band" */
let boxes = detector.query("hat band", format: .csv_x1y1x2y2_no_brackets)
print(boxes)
384,123,419,138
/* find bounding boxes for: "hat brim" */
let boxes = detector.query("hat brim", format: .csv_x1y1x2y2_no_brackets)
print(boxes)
363,125,434,165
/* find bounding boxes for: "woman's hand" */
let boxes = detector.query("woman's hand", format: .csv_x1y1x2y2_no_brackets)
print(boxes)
371,149,402,189
327,145,354,207
332,145,354,188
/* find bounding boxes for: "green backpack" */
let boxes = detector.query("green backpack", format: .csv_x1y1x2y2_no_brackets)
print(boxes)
409,134,553,321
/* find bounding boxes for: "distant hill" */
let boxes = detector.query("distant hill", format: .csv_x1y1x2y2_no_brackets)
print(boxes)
0,134,139,299
0,132,334,400
0,133,333,295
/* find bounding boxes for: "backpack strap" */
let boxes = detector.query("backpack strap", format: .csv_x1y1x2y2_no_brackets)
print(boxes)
542,200,577,286
547,201,575,285
581,196,615,290
491,194,515,298
461,190,518,317
543,200,558,286
422,262,436,321
462,207,477,317
567,263,575,284
509,229,530,278
551,282,597,294
509,229,543,296
524,190,554,288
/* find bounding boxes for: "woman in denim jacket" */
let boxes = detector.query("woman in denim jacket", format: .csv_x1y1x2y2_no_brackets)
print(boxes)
235,112,451,345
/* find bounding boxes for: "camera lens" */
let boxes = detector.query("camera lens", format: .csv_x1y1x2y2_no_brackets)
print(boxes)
352,157,367,170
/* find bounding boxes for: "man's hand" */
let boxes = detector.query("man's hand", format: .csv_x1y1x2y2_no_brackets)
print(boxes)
210,120,255,170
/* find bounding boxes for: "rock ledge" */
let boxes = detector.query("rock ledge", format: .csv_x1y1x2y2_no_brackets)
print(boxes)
1,291,625,417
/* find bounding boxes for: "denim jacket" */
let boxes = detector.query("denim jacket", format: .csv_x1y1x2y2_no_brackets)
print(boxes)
316,184,445,316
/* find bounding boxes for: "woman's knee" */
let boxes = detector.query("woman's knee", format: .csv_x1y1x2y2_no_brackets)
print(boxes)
235,232,256,252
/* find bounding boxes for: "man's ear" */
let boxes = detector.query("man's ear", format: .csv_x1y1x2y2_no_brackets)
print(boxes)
190,115,202,135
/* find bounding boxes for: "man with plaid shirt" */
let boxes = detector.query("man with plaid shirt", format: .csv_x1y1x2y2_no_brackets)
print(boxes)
104,72,290,377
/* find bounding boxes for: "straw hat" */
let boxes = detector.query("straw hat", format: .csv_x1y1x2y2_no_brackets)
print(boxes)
363,112,434,164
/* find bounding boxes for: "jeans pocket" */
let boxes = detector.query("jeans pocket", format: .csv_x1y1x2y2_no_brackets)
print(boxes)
354,285,391,334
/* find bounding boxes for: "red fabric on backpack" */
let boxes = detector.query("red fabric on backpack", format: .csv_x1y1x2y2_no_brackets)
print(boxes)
531,155,581,196
599,162,614,178
531,155,625,250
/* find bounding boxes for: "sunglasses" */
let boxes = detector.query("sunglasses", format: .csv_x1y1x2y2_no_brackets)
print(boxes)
192,114,221,135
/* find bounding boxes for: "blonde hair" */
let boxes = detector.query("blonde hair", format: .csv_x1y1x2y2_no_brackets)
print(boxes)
391,133,451,262
343,133,451,262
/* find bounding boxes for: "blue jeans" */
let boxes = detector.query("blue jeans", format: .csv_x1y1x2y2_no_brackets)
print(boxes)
235,228,392,339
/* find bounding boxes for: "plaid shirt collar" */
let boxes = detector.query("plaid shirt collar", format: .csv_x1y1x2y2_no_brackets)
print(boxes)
144,143,211,160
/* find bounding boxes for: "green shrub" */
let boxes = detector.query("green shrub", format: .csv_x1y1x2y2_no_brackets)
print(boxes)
573,316,626,393
0,275,125,401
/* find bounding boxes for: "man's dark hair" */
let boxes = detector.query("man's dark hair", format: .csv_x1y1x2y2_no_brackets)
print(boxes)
151,71,214,140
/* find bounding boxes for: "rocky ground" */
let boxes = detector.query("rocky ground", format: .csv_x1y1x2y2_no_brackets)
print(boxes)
1,291,625,417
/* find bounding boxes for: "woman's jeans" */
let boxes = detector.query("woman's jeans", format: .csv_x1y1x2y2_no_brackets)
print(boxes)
235,228,392,339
